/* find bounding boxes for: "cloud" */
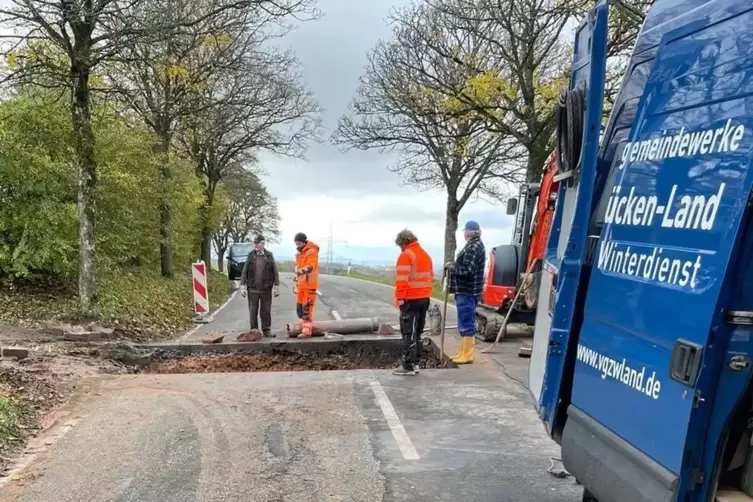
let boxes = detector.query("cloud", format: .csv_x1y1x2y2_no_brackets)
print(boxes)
258,0,514,263
354,201,445,226
461,206,514,233
266,191,513,262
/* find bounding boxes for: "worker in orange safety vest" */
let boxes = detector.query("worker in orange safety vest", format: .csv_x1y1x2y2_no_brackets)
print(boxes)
294,232,320,338
392,229,434,376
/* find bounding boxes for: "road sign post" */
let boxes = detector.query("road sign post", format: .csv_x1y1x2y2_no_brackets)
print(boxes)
192,260,211,324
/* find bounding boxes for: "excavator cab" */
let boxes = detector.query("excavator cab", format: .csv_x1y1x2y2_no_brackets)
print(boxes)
475,156,559,341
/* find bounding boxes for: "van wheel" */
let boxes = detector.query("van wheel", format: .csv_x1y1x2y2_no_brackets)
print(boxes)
582,489,598,502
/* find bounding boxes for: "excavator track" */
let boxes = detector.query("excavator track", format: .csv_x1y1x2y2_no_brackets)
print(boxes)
475,307,506,342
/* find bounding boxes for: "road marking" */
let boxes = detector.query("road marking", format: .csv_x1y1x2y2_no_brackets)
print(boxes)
180,287,239,340
370,381,419,460
331,310,342,321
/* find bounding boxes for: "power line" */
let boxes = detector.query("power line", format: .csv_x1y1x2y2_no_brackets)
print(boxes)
317,222,347,274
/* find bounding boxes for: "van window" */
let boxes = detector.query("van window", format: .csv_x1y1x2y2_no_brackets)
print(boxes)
590,58,655,235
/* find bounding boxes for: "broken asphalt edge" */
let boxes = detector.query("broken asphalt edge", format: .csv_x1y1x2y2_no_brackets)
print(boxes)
126,336,456,367
132,336,403,355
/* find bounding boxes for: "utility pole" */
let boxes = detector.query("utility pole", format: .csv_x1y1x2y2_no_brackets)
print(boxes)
321,223,347,274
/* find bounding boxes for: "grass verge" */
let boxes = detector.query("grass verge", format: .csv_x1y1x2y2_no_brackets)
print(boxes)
0,268,233,340
0,395,22,447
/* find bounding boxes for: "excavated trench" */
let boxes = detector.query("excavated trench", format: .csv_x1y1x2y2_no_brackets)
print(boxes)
108,338,451,374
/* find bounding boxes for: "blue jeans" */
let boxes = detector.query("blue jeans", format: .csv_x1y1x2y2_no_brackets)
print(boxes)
455,294,479,337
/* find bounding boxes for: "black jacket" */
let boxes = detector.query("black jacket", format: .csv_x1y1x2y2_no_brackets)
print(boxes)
240,249,280,291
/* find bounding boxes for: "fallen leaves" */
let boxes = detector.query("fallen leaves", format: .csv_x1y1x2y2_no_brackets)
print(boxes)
0,269,233,340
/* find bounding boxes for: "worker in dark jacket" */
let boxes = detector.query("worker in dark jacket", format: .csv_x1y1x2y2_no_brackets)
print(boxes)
447,221,486,364
240,235,280,340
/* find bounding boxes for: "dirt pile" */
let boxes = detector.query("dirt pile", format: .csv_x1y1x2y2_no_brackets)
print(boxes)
145,346,445,374
0,367,62,408
0,366,65,472
0,322,131,473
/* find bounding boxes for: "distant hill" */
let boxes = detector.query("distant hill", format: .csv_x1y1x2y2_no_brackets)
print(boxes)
213,245,446,276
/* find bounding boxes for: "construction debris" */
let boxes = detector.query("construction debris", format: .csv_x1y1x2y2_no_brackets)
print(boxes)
518,346,532,358
201,334,225,344
2,347,30,360
377,323,395,336
58,323,116,342
236,330,262,342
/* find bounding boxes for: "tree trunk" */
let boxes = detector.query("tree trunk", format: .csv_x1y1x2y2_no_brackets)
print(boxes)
217,249,226,272
158,132,173,277
200,225,212,267
527,146,550,182
527,117,557,181
199,183,216,267
443,194,460,270
71,60,98,314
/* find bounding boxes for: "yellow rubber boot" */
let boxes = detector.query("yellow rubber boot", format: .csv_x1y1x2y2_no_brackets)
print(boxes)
452,337,465,360
452,337,469,364
453,337,474,364
465,337,475,364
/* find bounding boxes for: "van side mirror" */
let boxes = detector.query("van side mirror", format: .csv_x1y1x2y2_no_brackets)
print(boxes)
506,198,518,215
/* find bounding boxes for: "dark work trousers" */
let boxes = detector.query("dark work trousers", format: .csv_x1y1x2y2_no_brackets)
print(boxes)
399,298,430,369
248,290,273,334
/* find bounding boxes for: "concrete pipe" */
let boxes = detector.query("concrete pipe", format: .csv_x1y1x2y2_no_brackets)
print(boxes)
286,318,381,337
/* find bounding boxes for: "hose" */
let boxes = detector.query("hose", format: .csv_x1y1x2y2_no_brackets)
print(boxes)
556,85,586,179
548,457,571,479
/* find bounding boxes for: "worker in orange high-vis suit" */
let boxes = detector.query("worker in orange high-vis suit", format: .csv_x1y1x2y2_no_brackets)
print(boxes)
393,229,434,376
294,232,320,338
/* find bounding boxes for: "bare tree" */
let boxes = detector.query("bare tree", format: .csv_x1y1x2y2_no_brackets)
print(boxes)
180,41,320,266
213,169,280,271
602,0,652,57
0,0,263,311
400,0,579,182
597,0,652,119
108,0,316,277
333,2,522,264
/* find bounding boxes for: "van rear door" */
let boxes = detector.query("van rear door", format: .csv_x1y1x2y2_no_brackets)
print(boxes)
530,2,608,433
561,3,753,502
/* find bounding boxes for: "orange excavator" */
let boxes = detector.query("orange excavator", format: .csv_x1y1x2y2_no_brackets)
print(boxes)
475,151,559,341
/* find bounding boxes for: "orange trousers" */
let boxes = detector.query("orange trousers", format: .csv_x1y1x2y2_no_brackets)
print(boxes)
296,288,317,336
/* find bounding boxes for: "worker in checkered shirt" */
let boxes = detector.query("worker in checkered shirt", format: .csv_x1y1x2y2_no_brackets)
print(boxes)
446,221,486,364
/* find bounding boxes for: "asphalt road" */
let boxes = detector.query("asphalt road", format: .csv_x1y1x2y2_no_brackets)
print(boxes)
318,275,458,326
184,273,453,341
0,275,583,502
183,273,329,341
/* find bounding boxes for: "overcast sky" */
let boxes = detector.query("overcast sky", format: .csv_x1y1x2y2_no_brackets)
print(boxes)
261,0,514,263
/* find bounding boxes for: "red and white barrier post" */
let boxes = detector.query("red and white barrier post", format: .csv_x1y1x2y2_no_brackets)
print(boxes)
192,260,211,324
